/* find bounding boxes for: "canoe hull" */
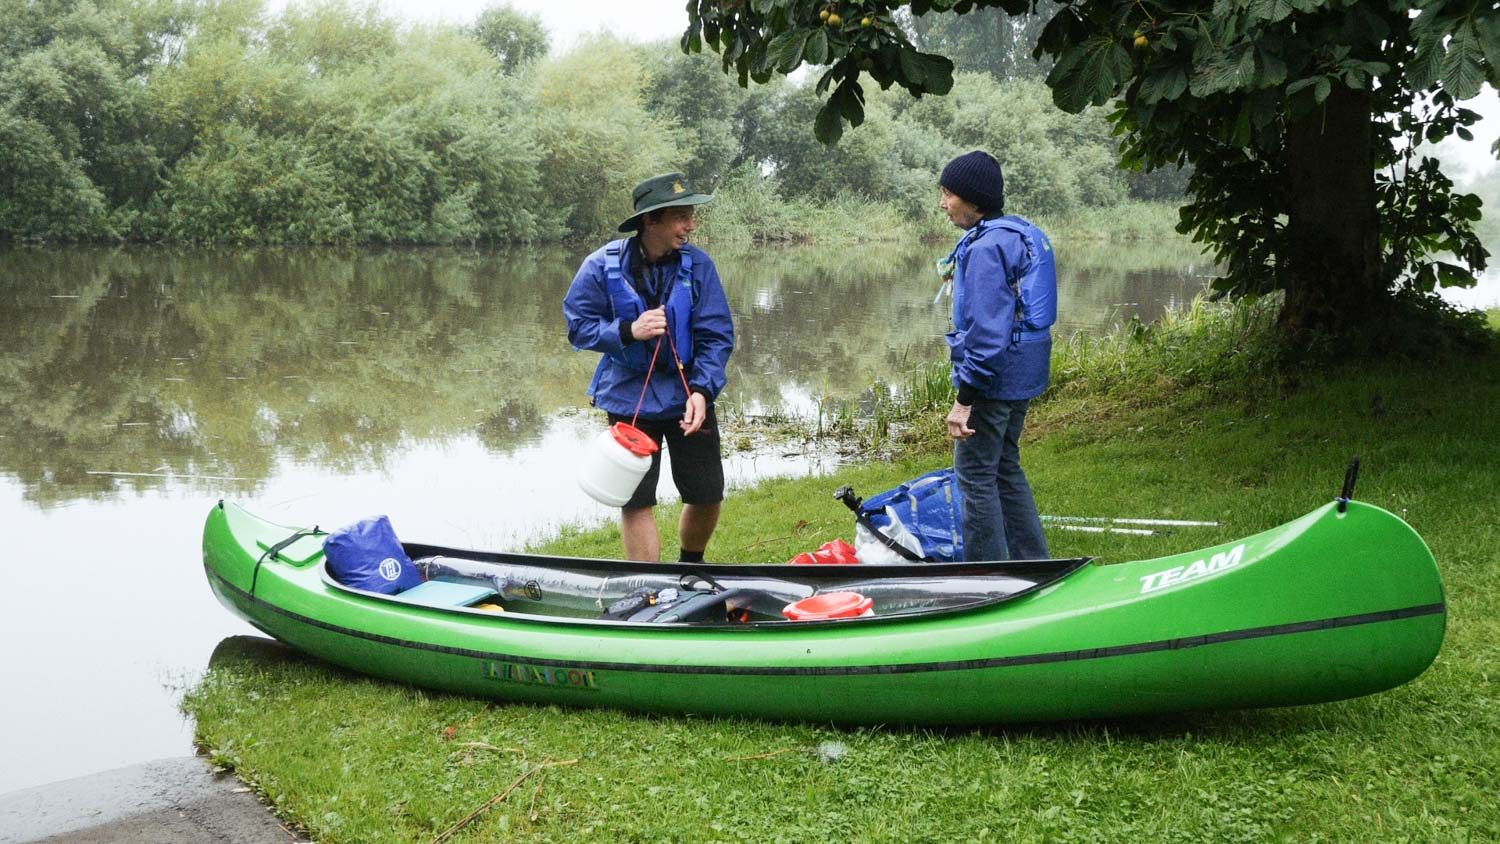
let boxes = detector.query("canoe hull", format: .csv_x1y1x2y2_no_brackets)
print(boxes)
203,500,1445,725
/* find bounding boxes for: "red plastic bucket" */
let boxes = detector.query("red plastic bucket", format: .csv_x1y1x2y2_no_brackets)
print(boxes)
781,591,874,621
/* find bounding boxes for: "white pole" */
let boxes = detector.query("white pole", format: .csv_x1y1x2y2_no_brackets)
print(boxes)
1051,524,1157,536
1042,515,1219,527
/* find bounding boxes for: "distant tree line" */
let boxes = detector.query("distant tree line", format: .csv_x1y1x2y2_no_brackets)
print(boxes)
0,0,1181,244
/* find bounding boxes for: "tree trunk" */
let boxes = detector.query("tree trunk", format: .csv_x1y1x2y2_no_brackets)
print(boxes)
1280,85,1387,337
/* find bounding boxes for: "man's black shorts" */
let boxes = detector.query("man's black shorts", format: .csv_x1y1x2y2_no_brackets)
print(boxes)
606,405,724,509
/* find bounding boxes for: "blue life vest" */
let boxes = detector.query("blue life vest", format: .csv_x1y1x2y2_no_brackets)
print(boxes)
952,216,1056,344
602,239,695,372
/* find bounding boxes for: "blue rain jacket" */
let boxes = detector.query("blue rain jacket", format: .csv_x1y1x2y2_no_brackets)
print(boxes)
945,216,1055,401
564,238,734,419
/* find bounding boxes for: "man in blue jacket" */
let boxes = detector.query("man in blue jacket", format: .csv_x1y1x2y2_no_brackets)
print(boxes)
939,151,1056,561
563,172,735,562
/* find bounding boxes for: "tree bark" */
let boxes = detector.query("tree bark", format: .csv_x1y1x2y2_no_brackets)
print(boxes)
1280,85,1386,336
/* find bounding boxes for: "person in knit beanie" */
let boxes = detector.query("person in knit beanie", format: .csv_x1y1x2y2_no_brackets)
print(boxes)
940,150,1005,215
937,150,1057,562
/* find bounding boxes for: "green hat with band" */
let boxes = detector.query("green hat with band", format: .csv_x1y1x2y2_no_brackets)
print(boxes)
618,172,712,232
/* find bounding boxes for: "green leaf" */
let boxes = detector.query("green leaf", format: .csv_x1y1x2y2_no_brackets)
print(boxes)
814,99,843,144
1234,101,1254,145
1248,0,1295,22
804,28,828,65
1047,36,1130,111
815,65,838,95
766,29,810,74
1477,17,1500,85
1234,43,1257,87
1440,23,1485,99
1190,45,1256,97
1285,76,1319,96
897,49,955,94
1434,260,1475,289
1314,76,1331,103
1408,36,1443,90
832,79,865,127
1257,49,1287,88
1139,65,1189,103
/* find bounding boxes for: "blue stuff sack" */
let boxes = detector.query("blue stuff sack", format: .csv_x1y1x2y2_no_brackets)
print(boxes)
857,468,965,562
324,515,423,594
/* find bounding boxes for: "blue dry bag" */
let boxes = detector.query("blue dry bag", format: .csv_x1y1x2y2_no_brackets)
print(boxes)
324,515,423,594
857,468,965,562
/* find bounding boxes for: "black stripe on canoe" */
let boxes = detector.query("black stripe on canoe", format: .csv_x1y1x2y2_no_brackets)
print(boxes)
206,568,1445,678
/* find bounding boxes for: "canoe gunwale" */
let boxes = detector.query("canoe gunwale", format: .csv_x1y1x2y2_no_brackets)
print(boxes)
399,542,1093,582
312,552,1096,630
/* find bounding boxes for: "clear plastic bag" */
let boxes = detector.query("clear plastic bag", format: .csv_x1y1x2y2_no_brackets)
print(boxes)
853,508,925,564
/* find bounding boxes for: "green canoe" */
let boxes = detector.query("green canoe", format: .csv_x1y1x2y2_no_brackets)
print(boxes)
202,498,1444,725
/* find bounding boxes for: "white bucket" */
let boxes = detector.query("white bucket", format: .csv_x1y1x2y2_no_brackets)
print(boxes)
577,422,657,507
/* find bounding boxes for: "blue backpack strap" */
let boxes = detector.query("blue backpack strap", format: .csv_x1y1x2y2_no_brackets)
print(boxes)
604,238,628,290
601,239,652,371
663,247,696,366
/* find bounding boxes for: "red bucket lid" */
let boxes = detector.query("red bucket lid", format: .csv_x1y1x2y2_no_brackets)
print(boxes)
781,591,874,621
610,422,659,456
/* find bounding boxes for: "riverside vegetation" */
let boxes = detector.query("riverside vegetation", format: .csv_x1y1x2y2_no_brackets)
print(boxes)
184,301,1500,842
2,0,1181,246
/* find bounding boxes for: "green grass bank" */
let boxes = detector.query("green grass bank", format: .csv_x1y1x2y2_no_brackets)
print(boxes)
184,304,1500,842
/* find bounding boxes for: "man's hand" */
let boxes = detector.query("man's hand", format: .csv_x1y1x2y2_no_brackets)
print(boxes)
681,392,708,435
631,307,667,340
946,401,974,439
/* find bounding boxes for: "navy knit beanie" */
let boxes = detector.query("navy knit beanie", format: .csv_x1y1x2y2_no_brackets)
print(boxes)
940,150,1005,214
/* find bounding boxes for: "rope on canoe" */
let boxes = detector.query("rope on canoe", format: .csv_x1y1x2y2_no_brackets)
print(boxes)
250,526,325,595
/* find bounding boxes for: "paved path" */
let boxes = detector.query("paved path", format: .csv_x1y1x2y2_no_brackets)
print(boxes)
0,756,305,843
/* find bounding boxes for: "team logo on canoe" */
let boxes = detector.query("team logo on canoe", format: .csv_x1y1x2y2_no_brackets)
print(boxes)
378,558,402,581
484,660,598,691
1138,544,1245,594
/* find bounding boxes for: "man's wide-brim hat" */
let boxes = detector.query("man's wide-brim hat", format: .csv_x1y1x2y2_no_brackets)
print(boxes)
618,172,712,232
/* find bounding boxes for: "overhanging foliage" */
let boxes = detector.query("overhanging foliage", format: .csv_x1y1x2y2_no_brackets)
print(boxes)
684,0,1500,333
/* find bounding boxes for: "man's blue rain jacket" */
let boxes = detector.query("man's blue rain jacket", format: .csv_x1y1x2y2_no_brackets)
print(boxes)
945,216,1054,401
563,238,734,419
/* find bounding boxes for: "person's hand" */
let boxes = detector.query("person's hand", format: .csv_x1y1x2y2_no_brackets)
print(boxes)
631,307,667,341
681,392,708,435
946,401,974,439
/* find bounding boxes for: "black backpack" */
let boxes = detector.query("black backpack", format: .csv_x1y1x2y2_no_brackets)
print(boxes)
600,586,759,623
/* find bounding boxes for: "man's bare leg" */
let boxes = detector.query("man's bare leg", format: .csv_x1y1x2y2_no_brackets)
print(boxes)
678,502,721,560
620,507,660,561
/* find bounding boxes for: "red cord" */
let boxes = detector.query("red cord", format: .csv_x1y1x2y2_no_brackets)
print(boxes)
627,319,695,429
629,335,664,429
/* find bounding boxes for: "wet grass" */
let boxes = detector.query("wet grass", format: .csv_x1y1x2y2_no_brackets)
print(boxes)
183,304,1500,843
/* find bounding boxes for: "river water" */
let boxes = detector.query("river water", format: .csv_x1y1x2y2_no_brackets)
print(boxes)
0,238,1491,793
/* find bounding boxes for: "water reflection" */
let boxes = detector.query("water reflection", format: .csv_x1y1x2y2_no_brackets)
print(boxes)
0,240,1209,506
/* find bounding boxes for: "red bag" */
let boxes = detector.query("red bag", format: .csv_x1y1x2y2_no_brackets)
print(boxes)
789,539,860,565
